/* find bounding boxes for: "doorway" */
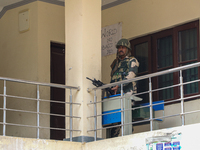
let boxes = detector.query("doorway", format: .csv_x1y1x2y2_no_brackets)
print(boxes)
50,42,65,140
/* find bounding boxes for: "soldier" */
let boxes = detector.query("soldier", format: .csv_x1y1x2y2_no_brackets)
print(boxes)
110,38,139,137
111,38,139,95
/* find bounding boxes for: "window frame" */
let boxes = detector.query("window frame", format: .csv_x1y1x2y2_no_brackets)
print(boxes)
152,29,176,101
175,21,200,98
130,20,200,102
130,36,152,76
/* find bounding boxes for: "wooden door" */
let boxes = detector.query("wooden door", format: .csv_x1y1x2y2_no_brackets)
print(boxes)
50,42,65,140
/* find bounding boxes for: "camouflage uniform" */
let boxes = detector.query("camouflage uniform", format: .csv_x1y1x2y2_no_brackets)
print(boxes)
109,38,139,138
110,56,139,94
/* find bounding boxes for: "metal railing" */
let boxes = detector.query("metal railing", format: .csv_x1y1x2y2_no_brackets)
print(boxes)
0,77,80,141
87,62,200,140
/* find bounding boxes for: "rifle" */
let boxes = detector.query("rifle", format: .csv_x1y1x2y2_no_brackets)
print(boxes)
86,77,115,98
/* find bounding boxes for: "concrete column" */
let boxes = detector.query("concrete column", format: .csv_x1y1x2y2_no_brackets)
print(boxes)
65,0,101,142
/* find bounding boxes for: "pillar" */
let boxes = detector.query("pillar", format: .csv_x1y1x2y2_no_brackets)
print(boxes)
65,0,101,142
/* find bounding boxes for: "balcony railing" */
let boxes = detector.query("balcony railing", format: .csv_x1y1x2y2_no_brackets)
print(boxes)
1,62,200,142
0,77,80,141
87,62,200,141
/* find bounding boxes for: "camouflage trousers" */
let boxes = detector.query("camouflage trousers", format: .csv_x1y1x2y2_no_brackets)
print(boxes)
110,126,121,138
108,124,134,138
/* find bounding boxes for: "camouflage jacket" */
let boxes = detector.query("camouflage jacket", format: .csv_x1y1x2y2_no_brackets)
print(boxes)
110,56,139,94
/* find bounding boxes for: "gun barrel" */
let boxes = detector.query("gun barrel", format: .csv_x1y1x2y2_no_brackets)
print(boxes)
86,77,93,81
86,77,114,97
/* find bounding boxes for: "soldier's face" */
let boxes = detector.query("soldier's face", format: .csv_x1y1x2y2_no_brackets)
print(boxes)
118,46,127,57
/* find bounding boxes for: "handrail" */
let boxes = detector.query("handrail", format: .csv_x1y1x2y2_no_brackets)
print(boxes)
88,62,200,140
0,94,81,105
0,76,80,90
88,62,200,91
0,76,81,141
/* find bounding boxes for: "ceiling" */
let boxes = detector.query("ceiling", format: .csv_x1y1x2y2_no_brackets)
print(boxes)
0,0,64,12
0,0,114,9
0,0,130,13
0,0,114,7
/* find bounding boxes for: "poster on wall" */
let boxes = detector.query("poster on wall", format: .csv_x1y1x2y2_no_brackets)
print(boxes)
101,22,122,56
146,133,182,150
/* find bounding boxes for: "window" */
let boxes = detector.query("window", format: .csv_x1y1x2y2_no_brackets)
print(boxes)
130,20,199,103
131,37,151,102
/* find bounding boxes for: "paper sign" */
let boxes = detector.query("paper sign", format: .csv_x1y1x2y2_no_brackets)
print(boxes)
101,22,122,56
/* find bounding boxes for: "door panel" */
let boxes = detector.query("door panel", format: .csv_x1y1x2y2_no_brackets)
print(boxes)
50,42,65,140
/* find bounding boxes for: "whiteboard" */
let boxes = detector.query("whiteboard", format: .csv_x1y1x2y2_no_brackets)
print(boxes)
101,22,122,56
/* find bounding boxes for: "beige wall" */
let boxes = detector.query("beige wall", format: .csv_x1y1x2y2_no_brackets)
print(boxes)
1,123,200,149
0,3,38,80
0,1,65,139
102,0,200,83
0,1,39,138
65,0,102,138
0,0,65,84
0,136,82,150
0,0,200,140
132,99,200,134
38,1,65,83
102,0,200,134
37,1,65,138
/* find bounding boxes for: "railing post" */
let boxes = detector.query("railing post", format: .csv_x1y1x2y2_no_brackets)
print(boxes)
37,85,40,139
94,90,97,141
70,89,73,141
149,77,153,131
3,80,6,136
179,70,185,126
120,84,124,136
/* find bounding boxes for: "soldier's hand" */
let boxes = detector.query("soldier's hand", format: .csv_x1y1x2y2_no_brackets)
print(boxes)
111,85,119,95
